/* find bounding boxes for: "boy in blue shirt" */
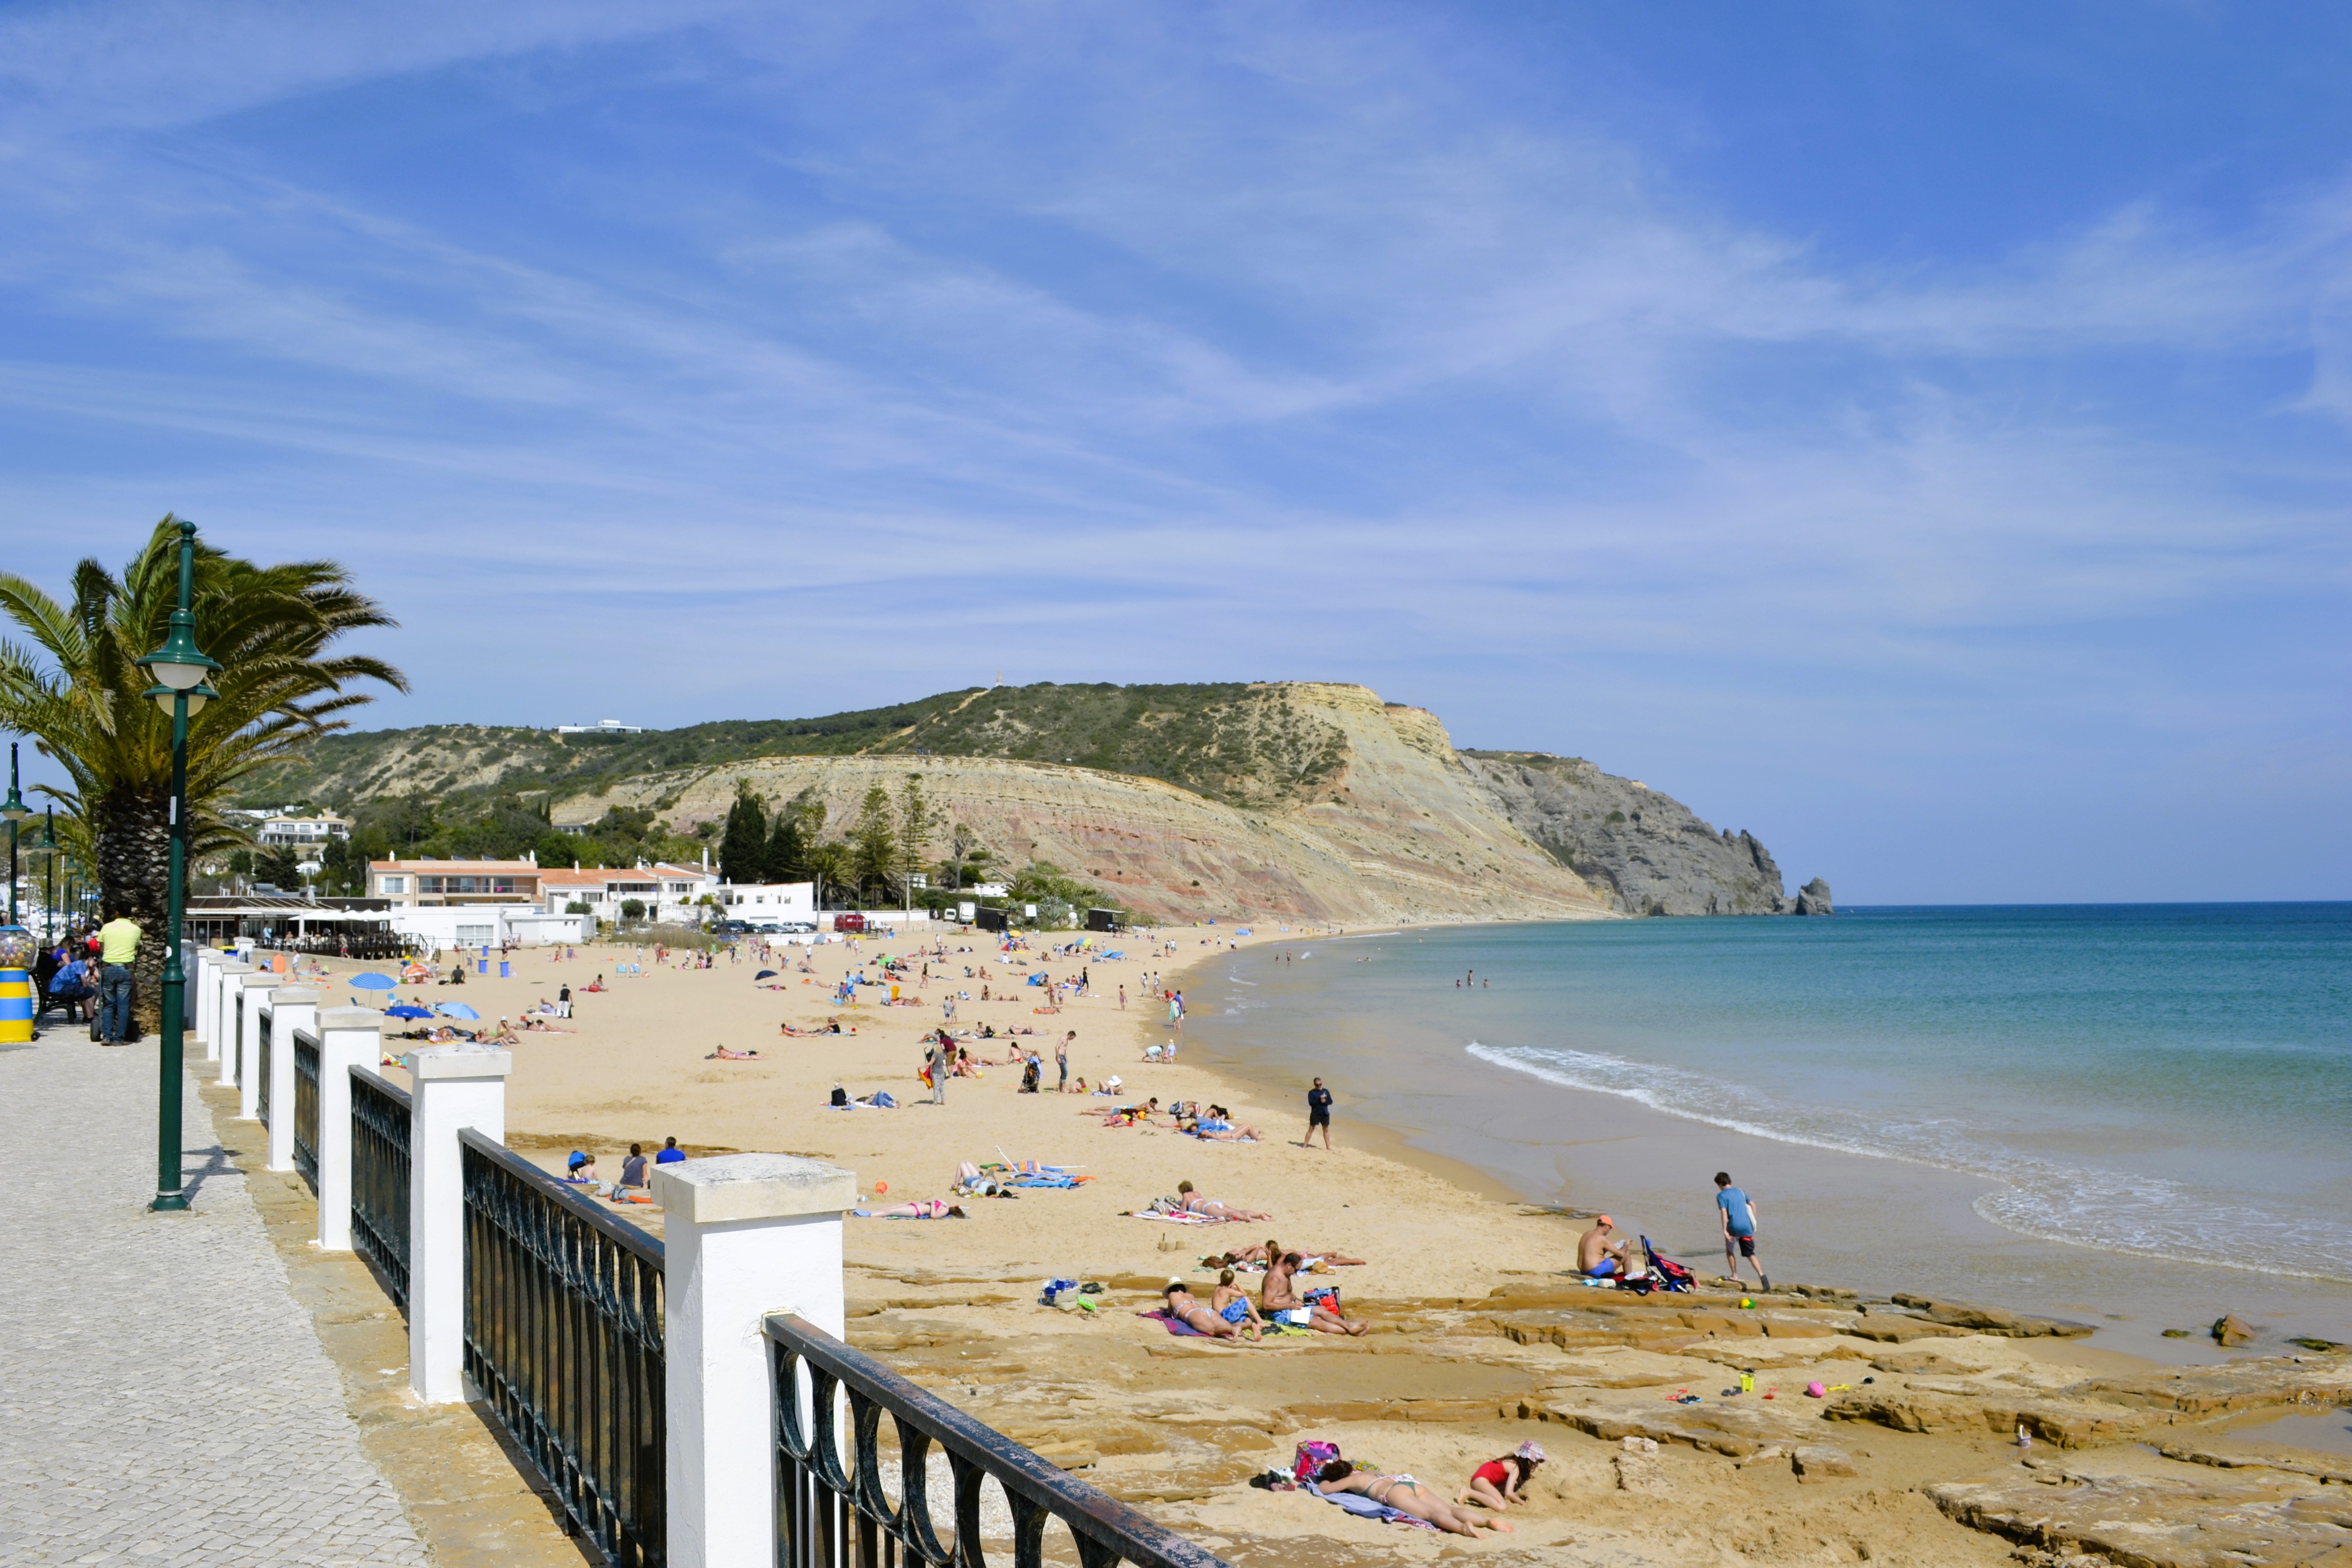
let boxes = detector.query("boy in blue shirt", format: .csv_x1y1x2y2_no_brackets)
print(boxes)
1714,1171,1768,1292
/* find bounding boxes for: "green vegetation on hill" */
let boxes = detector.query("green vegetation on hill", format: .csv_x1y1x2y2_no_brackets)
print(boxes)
239,681,1348,816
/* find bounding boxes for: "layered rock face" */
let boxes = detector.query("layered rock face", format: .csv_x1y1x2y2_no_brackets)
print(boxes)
1461,751,1819,916
554,685,1613,926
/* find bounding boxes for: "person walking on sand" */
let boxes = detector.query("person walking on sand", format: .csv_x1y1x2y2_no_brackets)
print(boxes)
1715,1171,1769,1291
926,1041,947,1106
1303,1077,1333,1150
1057,1031,1073,1093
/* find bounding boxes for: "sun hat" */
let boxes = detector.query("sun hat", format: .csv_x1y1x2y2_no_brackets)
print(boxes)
568,1150,587,1168
1515,1440,1546,1463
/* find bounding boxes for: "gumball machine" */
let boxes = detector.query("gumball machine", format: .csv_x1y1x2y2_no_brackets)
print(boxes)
0,925,34,1043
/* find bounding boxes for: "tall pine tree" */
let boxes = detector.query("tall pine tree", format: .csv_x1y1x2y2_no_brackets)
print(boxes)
718,783,770,883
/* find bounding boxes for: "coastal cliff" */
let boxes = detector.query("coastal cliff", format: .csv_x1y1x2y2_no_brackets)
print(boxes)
247,680,1826,922
551,685,1614,926
1460,750,1818,916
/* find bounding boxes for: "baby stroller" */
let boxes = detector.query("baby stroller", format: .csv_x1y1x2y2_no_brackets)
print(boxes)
1638,1236,1698,1294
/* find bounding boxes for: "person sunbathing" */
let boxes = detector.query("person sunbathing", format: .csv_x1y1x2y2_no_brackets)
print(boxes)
706,1045,762,1060
1456,1442,1546,1513
1215,1243,1367,1268
1577,1216,1630,1278
1175,1181,1272,1222
1314,1462,1510,1536
867,1198,966,1219
1161,1281,1246,1340
1192,1122,1262,1142
1262,1252,1367,1335
1209,1269,1264,1340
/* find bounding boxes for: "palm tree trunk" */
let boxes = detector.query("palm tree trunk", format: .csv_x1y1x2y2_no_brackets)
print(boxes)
95,786,174,1037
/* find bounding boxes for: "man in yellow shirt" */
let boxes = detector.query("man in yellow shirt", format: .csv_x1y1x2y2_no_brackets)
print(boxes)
97,907,141,1045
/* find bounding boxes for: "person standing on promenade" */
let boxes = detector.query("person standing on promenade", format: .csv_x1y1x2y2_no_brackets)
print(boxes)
1304,1076,1333,1150
1715,1171,1769,1291
96,905,142,1045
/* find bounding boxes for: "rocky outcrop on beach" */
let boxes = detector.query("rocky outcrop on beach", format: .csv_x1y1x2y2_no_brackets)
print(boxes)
1797,877,1834,915
1461,750,1826,916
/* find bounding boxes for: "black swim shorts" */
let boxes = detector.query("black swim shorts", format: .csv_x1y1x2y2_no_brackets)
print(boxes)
1731,1234,1756,1257
1309,1111,1331,1127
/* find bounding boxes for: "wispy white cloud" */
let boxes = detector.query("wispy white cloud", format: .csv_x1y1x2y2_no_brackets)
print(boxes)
0,1,2345,898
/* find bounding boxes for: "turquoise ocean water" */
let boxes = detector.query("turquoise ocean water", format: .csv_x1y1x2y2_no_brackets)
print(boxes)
1190,904,2352,1287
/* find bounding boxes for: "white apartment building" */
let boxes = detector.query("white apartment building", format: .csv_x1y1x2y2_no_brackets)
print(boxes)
715,881,818,925
257,813,352,851
538,858,721,925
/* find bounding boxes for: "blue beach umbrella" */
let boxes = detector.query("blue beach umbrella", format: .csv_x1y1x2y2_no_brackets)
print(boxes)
348,972,397,990
385,1003,433,1019
437,1002,481,1021
754,969,778,979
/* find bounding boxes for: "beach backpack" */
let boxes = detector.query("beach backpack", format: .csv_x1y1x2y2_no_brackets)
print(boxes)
1642,1236,1699,1293
1292,1441,1342,1486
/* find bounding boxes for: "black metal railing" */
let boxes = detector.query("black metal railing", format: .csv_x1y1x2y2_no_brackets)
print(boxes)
292,1030,321,1194
258,1010,274,1126
350,1067,412,1317
462,1129,666,1567
766,1314,1228,1568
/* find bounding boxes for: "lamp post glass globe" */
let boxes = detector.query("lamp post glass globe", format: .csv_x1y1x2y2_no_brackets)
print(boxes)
143,681,216,718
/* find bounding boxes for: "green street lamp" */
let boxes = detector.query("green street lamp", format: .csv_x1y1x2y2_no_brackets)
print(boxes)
136,517,219,1214
43,806,56,945
2,744,26,927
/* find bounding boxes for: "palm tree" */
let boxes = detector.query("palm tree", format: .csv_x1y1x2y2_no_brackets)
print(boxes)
0,517,406,1032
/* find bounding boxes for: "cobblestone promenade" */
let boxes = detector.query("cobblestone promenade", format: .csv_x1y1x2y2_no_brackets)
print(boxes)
0,1031,431,1566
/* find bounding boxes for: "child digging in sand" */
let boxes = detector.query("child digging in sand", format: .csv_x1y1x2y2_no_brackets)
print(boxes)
1456,1441,1545,1513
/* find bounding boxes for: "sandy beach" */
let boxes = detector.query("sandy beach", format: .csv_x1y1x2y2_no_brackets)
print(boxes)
358,921,2352,1566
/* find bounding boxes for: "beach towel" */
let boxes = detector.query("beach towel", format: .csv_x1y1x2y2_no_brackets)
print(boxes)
1129,1209,1217,1225
1137,1309,1205,1337
1304,1484,1437,1531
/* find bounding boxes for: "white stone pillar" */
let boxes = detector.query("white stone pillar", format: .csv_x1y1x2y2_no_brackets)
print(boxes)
212,962,253,1086
264,987,320,1172
236,976,281,1120
652,1154,856,1568
408,1043,512,1405
191,948,218,1058
313,1008,383,1251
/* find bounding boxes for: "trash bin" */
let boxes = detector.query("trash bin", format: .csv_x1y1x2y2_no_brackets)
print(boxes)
499,961,511,978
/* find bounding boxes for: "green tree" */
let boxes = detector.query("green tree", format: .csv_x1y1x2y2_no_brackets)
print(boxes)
897,774,936,890
765,786,826,884
806,839,852,908
849,785,898,902
717,782,769,883
255,846,305,891
0,517,405,1030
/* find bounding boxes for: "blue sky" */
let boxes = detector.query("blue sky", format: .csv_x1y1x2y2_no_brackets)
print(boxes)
2,2,2346,902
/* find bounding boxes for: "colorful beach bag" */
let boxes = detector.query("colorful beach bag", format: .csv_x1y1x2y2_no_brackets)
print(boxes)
1292,1441,1342,1486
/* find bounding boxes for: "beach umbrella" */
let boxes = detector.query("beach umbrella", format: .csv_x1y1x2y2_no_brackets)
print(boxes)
385,1003,433,1019
348,972,397,990
754,969,778,979
437,1002,481,1020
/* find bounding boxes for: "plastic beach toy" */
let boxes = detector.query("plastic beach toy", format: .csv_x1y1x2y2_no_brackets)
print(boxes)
1805,1381,1827,1398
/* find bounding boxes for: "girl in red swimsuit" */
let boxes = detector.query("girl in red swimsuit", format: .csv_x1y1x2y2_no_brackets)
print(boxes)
1458,1441,1546,1512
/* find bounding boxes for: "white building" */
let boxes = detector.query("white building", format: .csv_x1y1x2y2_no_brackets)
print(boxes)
538,858,721,925
715,882,818,926
256,812,352,851
554,719,647,735
386,904,594,951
